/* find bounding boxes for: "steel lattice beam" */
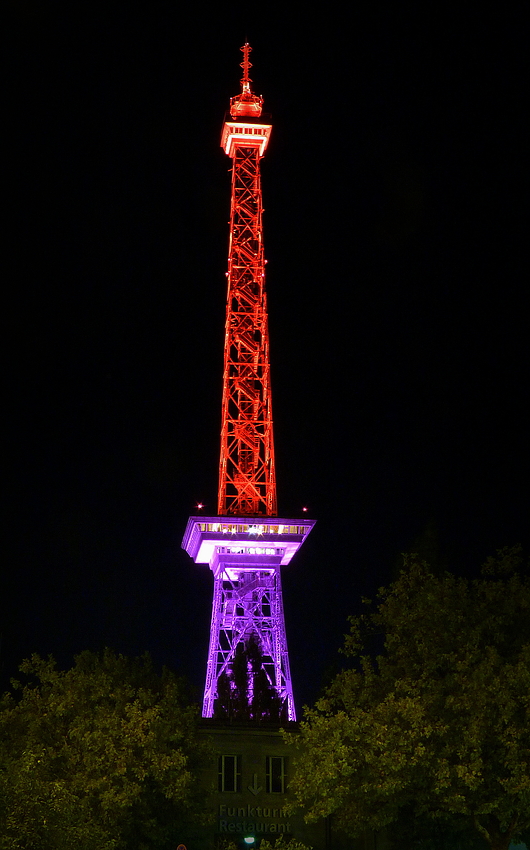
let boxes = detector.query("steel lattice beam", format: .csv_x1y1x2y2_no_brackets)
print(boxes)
218,141,276,517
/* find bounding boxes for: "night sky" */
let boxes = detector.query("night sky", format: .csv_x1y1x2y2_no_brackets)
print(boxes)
5,7,528,712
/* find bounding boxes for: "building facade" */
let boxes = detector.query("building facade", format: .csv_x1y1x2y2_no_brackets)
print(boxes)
176,719,389,850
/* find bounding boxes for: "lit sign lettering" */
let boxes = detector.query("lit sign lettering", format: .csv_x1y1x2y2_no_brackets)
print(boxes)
218,804,291,835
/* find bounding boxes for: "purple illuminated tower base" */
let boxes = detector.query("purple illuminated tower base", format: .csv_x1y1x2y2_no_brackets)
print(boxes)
182,516,315,720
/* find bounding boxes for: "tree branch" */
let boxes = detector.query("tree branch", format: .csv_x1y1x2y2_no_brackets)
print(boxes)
473,814,491,846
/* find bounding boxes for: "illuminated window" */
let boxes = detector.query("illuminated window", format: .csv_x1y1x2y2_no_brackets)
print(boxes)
219,755,242,792
266,756,286,793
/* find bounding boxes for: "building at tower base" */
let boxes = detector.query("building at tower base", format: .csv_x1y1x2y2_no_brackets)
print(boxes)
178,719,390,850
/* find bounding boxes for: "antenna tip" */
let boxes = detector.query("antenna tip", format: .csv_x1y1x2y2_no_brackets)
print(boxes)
229,42,263,119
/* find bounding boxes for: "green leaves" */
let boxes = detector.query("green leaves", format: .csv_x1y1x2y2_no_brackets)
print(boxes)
286,549,530,850
0,650,208,849
260,838,313,850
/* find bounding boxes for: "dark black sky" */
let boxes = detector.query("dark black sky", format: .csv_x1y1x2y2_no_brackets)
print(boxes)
5,6,528,711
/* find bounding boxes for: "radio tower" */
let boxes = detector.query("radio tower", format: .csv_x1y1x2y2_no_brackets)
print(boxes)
182,45,314,721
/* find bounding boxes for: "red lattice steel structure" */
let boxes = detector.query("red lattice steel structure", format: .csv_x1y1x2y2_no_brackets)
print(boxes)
218,44,276,517
182,45,315,721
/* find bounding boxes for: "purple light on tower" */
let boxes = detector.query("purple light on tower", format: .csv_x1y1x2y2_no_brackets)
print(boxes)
182,46,314,721
182,518,314,719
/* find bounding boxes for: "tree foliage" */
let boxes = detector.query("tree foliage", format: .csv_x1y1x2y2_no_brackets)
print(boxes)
0,649,209,849
259,838,313,850
219,839,312,850
286,547,530,850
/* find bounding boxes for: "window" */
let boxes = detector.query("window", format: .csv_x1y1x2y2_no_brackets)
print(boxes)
266,756,286,793
218,755,241,792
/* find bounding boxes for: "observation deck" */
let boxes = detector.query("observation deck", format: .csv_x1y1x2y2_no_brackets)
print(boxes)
182,515,315,578
221,114,272,157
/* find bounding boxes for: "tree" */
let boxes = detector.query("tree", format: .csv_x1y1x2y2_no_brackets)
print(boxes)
0,649,209,849
286,547,530,850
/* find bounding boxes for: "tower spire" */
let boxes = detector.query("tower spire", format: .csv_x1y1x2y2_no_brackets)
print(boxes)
182,46,314,722
240,42,252,90
229,42,263,119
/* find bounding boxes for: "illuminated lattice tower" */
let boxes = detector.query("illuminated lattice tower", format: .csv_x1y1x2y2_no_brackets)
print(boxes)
182,45,314,721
